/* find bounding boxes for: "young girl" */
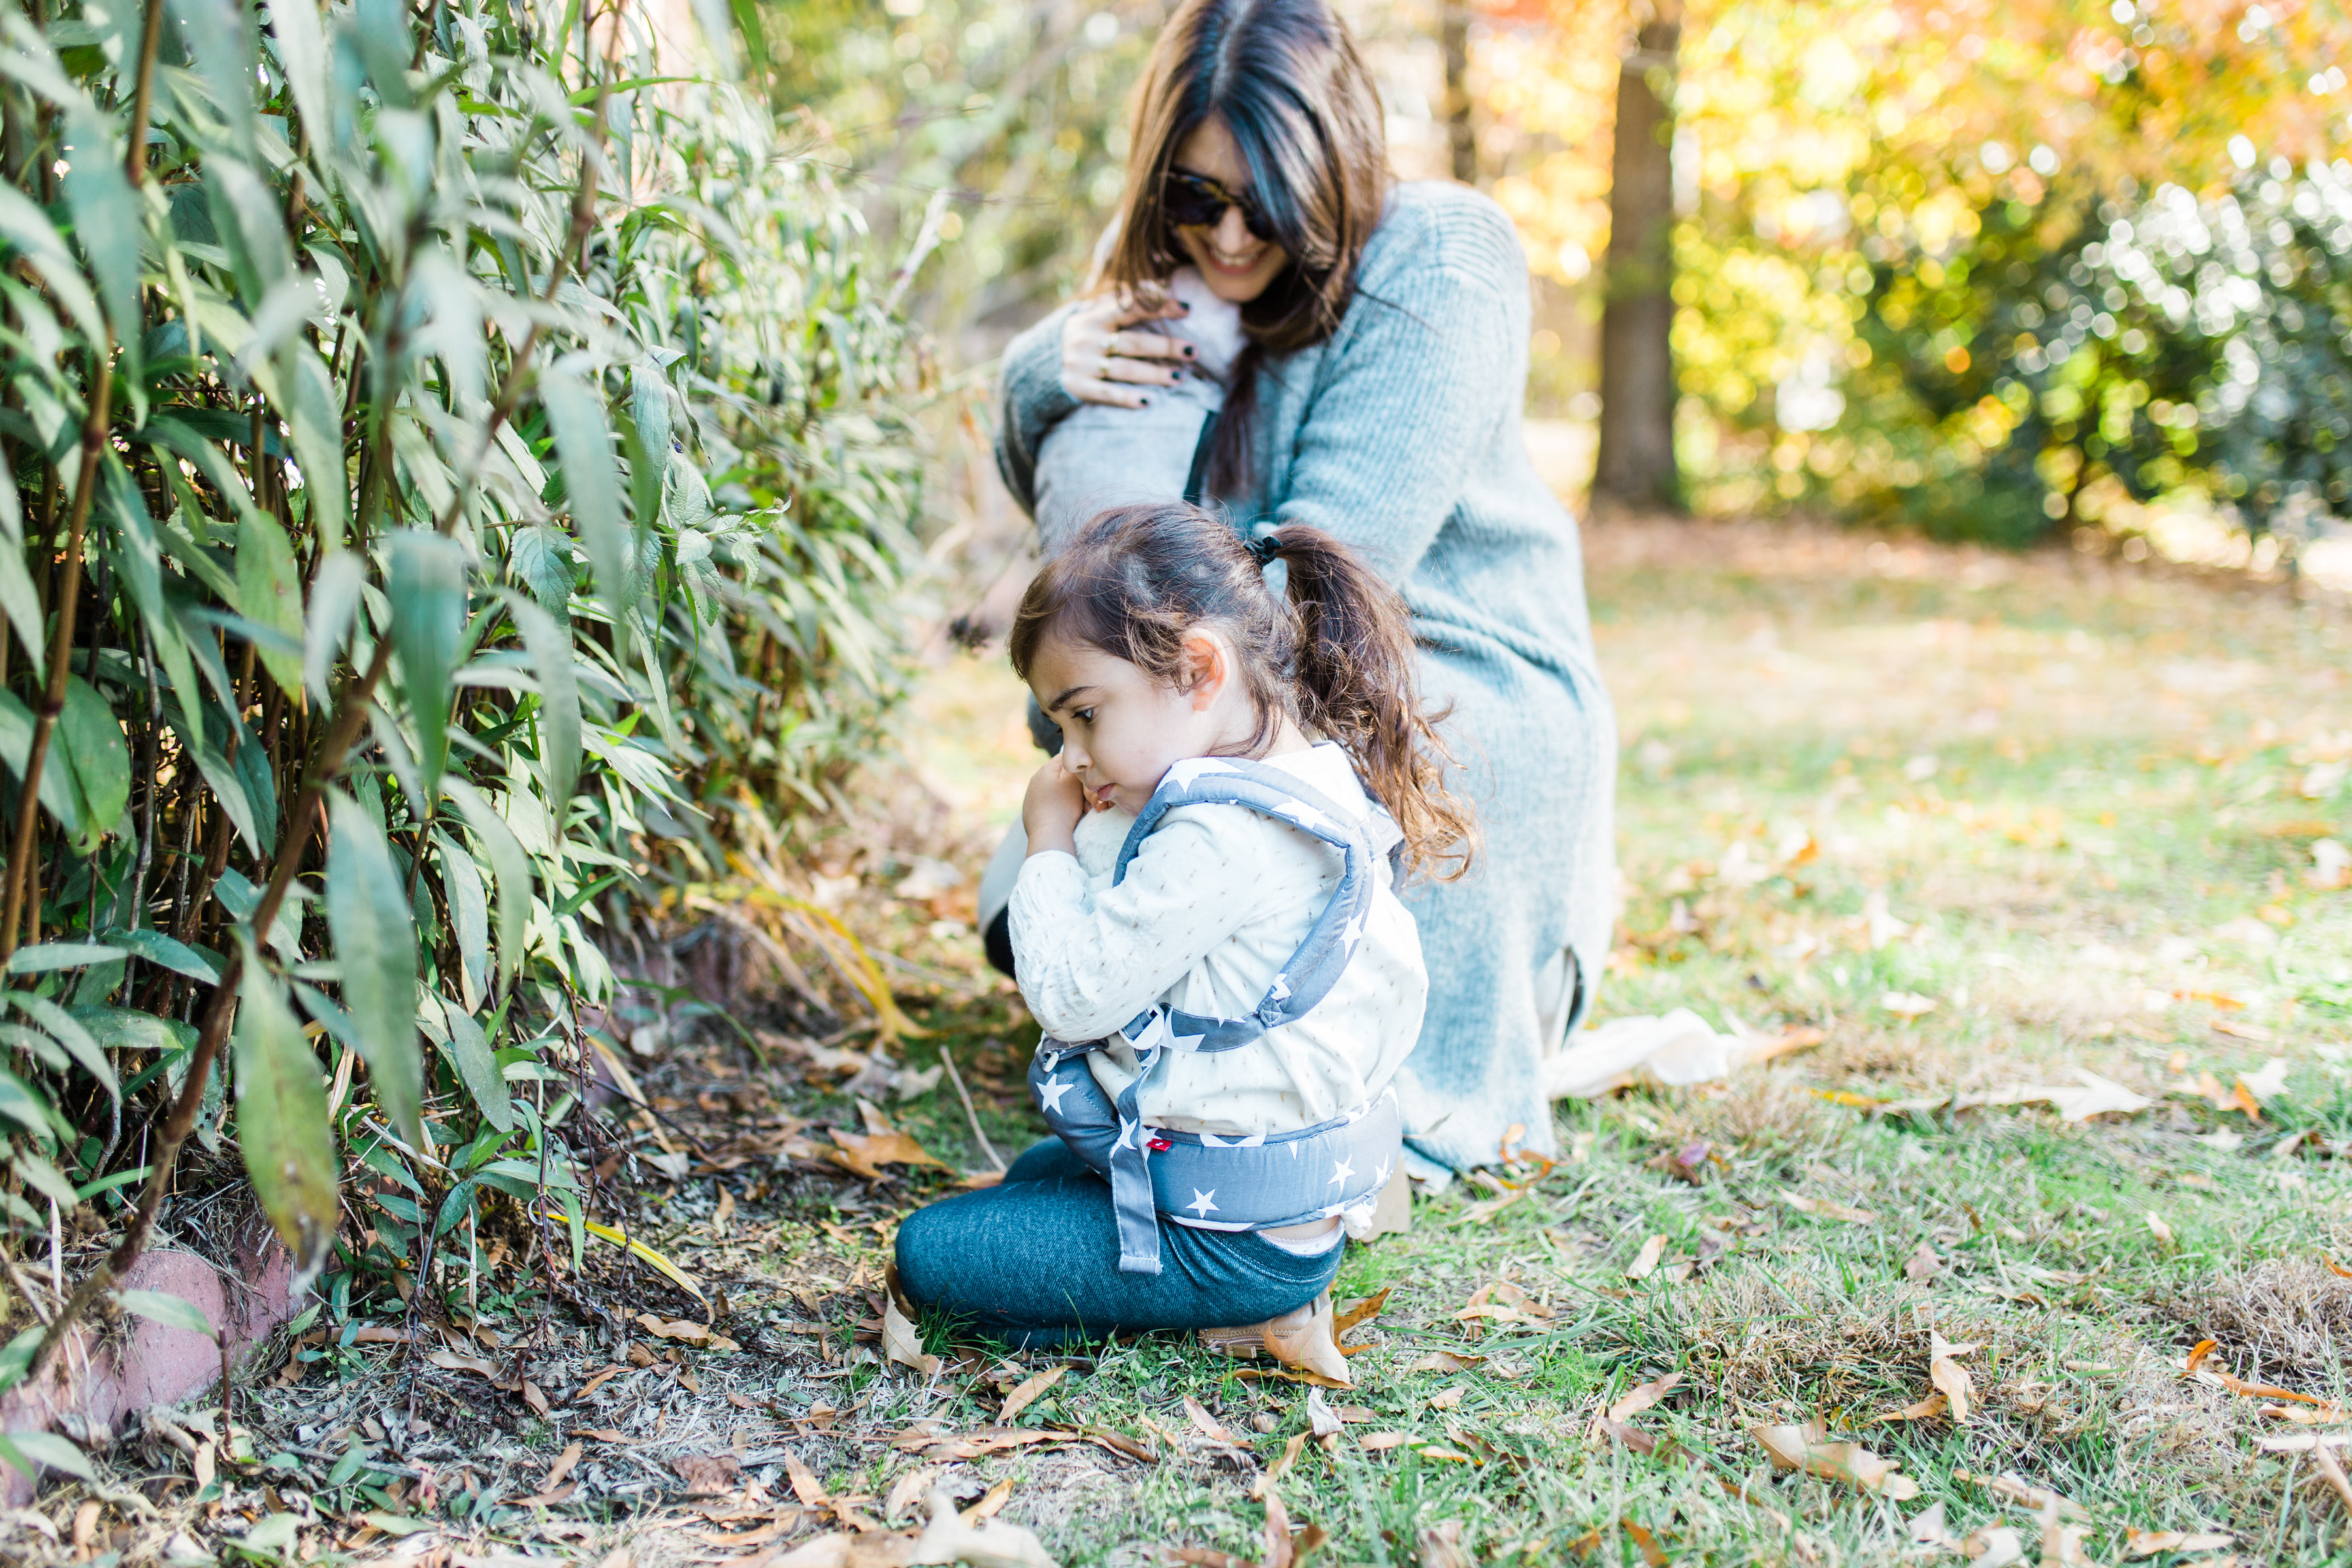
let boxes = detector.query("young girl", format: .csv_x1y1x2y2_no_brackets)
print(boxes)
894,503,1472,1375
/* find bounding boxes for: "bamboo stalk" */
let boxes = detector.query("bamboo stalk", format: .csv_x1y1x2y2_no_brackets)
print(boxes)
0,348,112,962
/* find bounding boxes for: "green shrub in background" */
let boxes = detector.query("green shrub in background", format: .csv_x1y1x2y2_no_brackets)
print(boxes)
0,0,920,1397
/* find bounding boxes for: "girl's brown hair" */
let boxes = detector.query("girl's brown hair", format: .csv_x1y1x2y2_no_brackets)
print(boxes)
1009,504,1475,879
1105,0,1390,500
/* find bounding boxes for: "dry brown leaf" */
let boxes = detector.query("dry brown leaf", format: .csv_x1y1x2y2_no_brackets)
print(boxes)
907,1486,1058,1567
522,1380,551,1417
1782,1191,1880,1224
2312,1444,2352,1518
1904,1241,1946,1282
2256,1400,2351,1424
1625,1234,1667,1280
828,1125,949,1181
1749,1422,1921,1499
1261,1486,1294,1568
673,1452,743,1495
1964,1070,2152,1122
963,1478,1014,1525
1930,1332,1978,1424
785,1448,830,1508
1336,1405,1376,1424
1407,1351,1486,1375
998,1365,1066,1428
883,1294,942,1377
2123,1530,2234,1559
1876,1392,1948,1422
1620,1519,1669,1568
540,1441,583,1494
1252,1430,1310,1499
1414,1444,1477,1464
425,1349,502,1379
1306,1388,1344,1439
1360,1432,1411,1451
1961,1526,2026,1567
885,1467,941,1523
572,1426,632,1445
2184,1338,2219,1374
575,1364,627,1402
1605,1371,1684,1424
1183,1395,1249,1448
2146,1213,2176,1248
2041,1522,2096,1565
1333,1288,1392,1336
1429,1387,1464,1411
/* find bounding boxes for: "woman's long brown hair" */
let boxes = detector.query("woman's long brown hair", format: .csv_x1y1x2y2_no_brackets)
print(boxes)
1010,504,1475,880
1104,0,1390,500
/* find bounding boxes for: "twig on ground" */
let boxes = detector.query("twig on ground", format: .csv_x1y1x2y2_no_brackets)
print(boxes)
940,1046,1005,1172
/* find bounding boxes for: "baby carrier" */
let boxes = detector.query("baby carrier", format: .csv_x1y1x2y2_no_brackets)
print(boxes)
1027,755,1406,1275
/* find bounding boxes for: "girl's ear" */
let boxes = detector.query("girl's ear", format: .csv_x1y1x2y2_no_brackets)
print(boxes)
1181,632,1225,710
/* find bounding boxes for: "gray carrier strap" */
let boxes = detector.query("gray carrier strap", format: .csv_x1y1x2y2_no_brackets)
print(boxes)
1031,755,1405,1275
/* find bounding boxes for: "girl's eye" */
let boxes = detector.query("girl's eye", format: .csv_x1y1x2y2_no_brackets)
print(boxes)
1073,708,1096,725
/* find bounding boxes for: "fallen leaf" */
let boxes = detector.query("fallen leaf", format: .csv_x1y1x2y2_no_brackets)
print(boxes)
1783,1191,1880,1225
1621,1518,1670,1568
1333,1288,1392,1336
905,1485,1057,1568
2240,1057,2289,1103
1306,1388,1343,1439
1880,990,1938,1017
1877,1392,1948,1422
964,1477,1014,1524
1336,1405,1377,1424
784,1448,829,1507
425,1350,502,1379
1255,1431,1309,1497
1407,1352,1486,1375
828,1126,949,1181
998,1365,1066,1428
672,1452,742,1495
1183,1395,1249,1448
571,1427,632,1445
885,1467,942,1522
1750,1422,1921,1499
1415,1445,1478,1463
1904,1240,1946,1282
1429,1386,1464,1411
2041,1522,2096,1565
540,1441,582,1494
2123,1530,2234,1558
883,1294,941,1377
1625,1234,1667,1280
522,1380,551,1417
1961,1526,2027,1567
2212,1018,2274,1042
1909,1501,1959,1550
1605,1372,1684,1424
2327,1257,2352,1279
1360,1432,1411,1451
2311,1443,2352,1518
1261,1485,1294,1568
2146,1213,2176,1248
1930,1332,1978,1424
2185,1339,2220,1374
576,1364,627,1401
691,1519,794,1549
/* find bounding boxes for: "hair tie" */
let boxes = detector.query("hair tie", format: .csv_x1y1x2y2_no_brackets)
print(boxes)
1245,532,1282,567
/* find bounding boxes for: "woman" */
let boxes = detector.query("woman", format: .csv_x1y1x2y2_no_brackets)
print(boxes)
989,0,1614,1179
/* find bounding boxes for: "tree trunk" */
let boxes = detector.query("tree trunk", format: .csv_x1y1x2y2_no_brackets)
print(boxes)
1441,4,1476,184
1593,4,1682,510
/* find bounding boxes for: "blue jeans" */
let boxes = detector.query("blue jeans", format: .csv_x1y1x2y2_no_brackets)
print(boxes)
894,1139,1343,1350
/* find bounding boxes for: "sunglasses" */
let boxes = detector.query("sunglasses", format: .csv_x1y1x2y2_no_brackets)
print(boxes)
1162,168,1277,243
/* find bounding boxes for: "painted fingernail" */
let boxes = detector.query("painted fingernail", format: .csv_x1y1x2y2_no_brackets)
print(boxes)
1181,345,1196,357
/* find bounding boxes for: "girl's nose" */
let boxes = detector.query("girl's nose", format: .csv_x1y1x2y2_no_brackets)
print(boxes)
1213,205,1252,253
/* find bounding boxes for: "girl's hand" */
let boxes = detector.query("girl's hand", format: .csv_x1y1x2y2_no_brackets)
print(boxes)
1060,289,1195,409
1022,753,1088,857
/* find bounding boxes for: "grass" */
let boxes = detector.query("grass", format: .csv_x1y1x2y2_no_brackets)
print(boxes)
860,516,2352,1565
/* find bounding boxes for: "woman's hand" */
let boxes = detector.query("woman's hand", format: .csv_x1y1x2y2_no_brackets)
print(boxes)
1022,753,1088,857
1060,291,1196,409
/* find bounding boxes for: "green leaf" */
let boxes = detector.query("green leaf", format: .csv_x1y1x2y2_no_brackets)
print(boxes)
115,1288,215,1337
5,941,121,973
172,0,264,161
58,674,129,845
237,510,306,696
433,828,489,1013
504,593,579,811
303,551,367,709
323,791,423,1147
281,342,347,549
0,1063,52,1144
440,1002,512,1134
539,368,633,617
4,993,118,1102
509,525,574,619
231,943,337,1286
0,1430,93,1482
263,0,331,146
8,1147,77,1208
441,776,531,983
62,103,143,359
101,930,221,983
0,184,105,349
386,532,466,804
0,689,82,838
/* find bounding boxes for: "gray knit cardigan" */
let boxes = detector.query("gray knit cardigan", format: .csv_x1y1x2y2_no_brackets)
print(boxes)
994,181,1618,1173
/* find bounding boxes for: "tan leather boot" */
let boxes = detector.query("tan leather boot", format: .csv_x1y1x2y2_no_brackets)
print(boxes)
1198,1289,1352,1385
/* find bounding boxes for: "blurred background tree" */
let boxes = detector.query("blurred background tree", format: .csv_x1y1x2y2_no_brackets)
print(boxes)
759,0,2349,557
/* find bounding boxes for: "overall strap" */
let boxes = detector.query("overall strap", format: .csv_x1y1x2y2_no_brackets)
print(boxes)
1078,755,1401,1273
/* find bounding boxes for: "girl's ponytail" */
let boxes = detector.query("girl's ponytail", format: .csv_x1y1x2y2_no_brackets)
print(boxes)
1013,504,1475,878
1258,526,1476,879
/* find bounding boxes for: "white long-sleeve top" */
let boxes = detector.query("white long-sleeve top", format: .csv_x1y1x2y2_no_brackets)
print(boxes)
1008,743,1427,1137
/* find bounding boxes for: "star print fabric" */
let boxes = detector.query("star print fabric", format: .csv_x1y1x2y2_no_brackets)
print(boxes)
1007,743,1426,1137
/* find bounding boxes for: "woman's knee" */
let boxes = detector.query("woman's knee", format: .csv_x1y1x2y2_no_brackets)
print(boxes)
893,1201,958,1307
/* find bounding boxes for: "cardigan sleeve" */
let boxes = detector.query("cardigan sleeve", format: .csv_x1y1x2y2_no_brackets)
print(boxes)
992,301,1082,516
1269,260,1518,589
